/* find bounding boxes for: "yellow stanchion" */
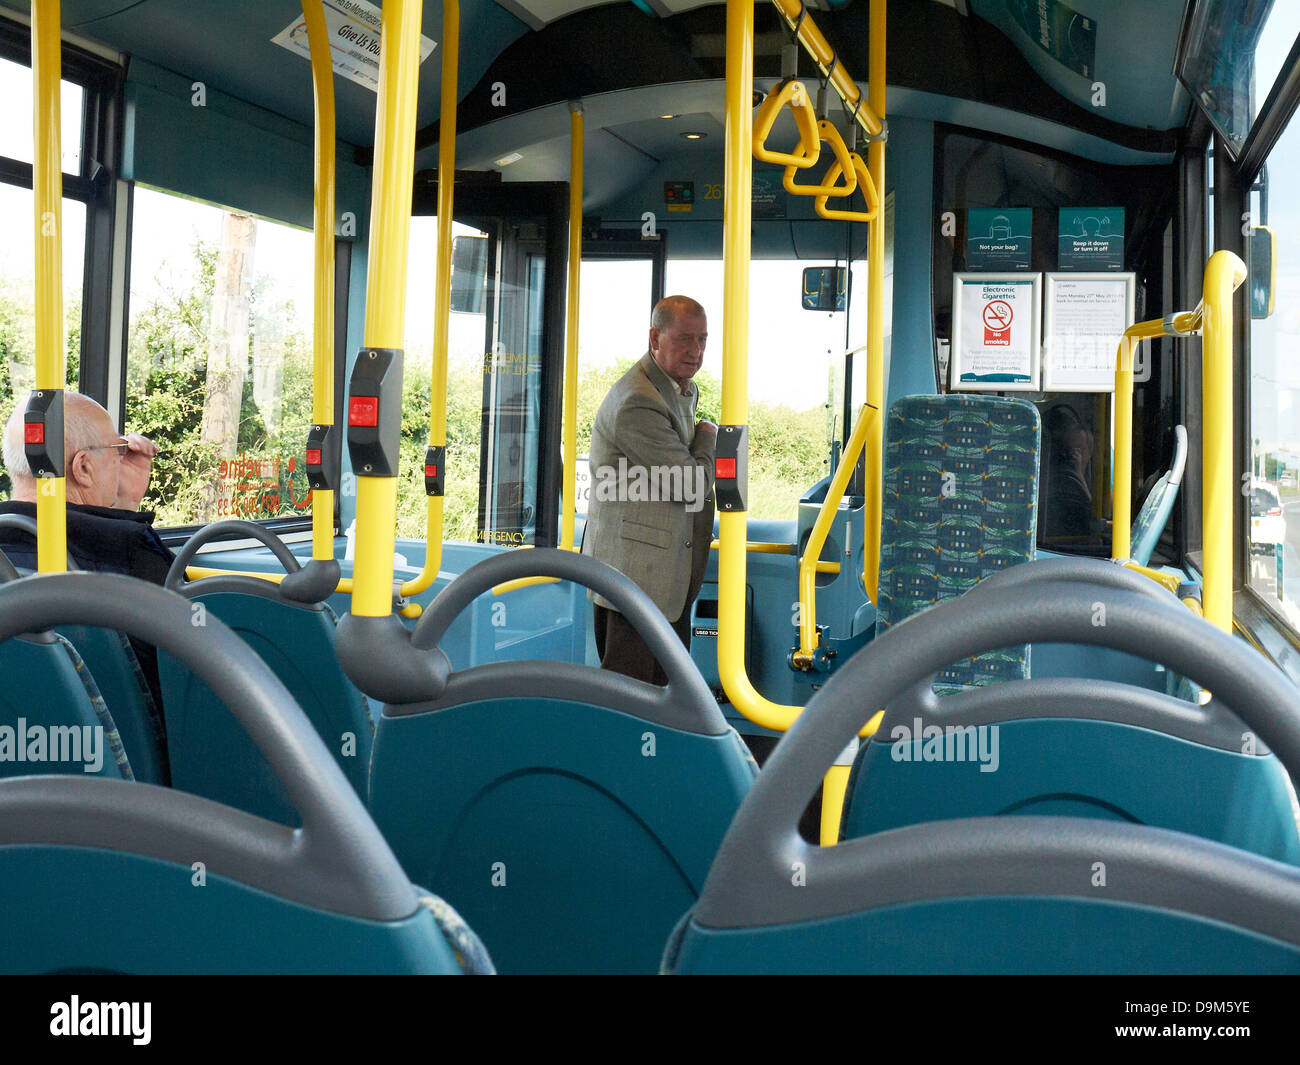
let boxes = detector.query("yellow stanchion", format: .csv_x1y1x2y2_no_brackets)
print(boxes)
350,0,422,618
560,101,583,552
301,0,337,566
32,0,66,574
1109,252,1244,634
863,0,885,603
793,404,874,667
399,0,458,599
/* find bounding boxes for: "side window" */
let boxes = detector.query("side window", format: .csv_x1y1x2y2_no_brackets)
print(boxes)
1245,117,1300,626
0,55,88,499
126,186,316,527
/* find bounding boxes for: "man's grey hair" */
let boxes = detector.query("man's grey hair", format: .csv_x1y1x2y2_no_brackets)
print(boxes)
651,295,706,332
2,394,105,482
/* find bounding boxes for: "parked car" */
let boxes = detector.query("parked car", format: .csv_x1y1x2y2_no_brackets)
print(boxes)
1251,480,1286,553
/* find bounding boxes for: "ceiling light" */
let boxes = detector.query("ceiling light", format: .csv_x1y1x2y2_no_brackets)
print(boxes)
681,131,706,140
495,152,523,166
659,113,678,119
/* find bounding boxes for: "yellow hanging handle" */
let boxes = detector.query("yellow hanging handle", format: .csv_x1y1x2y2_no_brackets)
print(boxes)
783,119,857,198
753,79,821,169
814,151,878,223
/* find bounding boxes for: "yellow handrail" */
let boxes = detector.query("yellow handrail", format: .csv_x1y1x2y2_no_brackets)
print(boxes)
1201,250,1246,633
301,0,337,566
32,0,66,574
398,0,457,599
793,403,875,668
863,0,885,603
769,0,885,141
560,101,583,552
721,0,884,851
783,119,856,198
708,540,840,574
813,151,878,223
1110,250,1245,633
350,0,422,618
753,79,820,169
184,565,423,618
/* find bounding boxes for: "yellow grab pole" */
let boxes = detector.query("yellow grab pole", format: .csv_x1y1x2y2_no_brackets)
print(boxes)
769,0,884,141
561,101,583,551
1201,249,1247,633
719,0,881,850
1111,313,1202,562
399,0,456,599
351,0,423,617
32,0,66,574
1111,334,1136,560
862,0,885,602
302,0,337,563
794,403,874,666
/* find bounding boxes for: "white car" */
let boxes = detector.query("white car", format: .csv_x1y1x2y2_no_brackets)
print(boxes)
1251,481,1286,553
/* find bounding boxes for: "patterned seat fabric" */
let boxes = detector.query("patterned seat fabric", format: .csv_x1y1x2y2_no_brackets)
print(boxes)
876,394,1041,688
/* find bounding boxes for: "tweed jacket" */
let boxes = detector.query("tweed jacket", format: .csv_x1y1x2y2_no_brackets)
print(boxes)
580,352,716,621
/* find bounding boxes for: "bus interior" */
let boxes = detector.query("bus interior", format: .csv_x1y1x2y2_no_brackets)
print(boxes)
1,0,1300,977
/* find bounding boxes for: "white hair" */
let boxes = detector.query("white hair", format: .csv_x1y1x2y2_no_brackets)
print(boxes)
3,393,107,483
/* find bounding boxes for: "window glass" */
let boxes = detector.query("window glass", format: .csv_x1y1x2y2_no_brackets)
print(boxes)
0,54,83,174
1177,0,1300,156
400,215,488,543
0,183,86,499
662,258,835,519
126,186,316,527
1246,113,1300,625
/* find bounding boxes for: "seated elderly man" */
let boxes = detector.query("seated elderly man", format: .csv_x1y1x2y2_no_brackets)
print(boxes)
0,392,170,581
0,394,172,775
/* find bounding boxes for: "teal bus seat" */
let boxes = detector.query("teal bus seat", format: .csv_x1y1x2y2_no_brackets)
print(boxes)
367,548,755,974
877,394,1040,687
0,572,485,975
158,590,373,824
57,625,167,785
0,627,132,781
1129,424,1187,565
668,573,1300,973
159,522,372,824
842,558,1300,862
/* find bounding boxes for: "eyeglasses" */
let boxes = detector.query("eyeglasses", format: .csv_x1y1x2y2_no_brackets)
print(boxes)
81,441,130,457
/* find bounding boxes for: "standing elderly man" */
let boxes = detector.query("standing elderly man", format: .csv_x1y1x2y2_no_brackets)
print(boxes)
581,295,717,685
0,392,169,581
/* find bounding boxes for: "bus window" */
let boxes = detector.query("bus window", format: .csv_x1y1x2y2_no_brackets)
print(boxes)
125,186,315,528
0,184,86,500
402,216,489,543
1246,108,1300,626
0,54,83,175
660,258,835,519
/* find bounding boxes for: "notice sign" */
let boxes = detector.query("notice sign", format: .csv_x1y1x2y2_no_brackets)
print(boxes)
967,208,1032,270
1042,272,1135,391
951,273,1042,390
1058,207,1125,270
272,0,437,94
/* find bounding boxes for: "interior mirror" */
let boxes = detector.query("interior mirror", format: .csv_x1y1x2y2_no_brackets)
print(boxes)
802,266,848,311
1249,225,1275,320
450,234,489,315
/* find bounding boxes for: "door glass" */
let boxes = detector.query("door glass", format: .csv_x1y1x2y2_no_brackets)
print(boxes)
575,258,655,513
478,223,546,546
402,216,489,543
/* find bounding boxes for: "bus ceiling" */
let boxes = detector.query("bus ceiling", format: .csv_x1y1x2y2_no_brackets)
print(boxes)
0,1,1191,172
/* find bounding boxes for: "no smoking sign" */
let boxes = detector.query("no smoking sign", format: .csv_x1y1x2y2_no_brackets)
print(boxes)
983,299,1014,345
